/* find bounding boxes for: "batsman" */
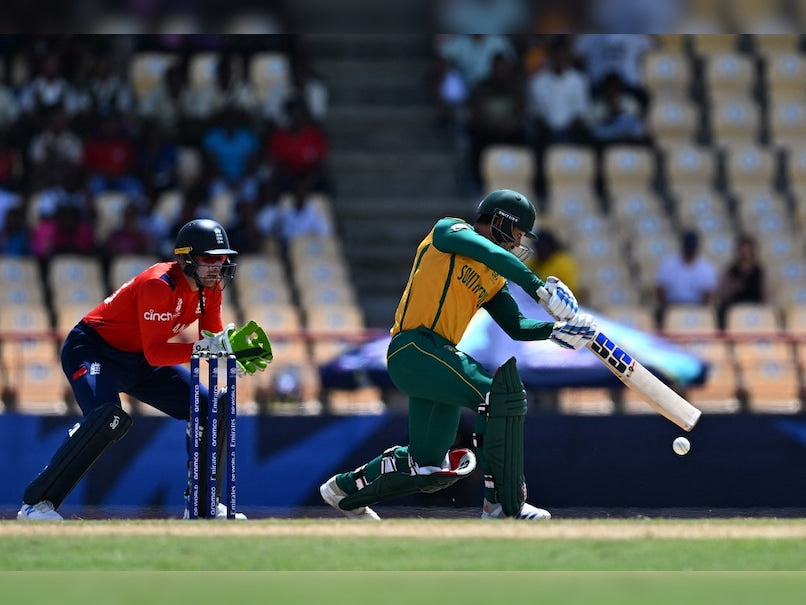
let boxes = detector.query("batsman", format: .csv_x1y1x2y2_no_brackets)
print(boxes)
17,219,274,521
321,190,598,520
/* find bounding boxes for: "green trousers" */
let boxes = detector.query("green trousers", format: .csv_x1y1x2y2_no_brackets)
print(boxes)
336,328,492,495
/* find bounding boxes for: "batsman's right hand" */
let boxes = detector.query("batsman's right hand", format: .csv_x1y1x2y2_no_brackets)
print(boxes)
229,320,273,375
550,313,597,350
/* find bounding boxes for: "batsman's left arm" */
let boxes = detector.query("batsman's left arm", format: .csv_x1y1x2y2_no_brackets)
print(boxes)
483,286,554,341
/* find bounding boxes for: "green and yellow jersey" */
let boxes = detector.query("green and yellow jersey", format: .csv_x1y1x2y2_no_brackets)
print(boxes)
391,217,555,344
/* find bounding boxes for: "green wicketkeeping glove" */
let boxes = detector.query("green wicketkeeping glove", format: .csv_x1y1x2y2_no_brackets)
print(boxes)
227,320,273,375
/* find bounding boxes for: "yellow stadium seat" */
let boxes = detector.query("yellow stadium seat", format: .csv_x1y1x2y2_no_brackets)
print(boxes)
768,97,806,151
764,52,806,99
663,305,718,334
129,52,177,102
544,146,595,190
0,256,45,306
600,305,656,333
177,147,202,187
480,145,536,198
664,145,717,191
724,145,776,191
703,52,756,101
109,254,158,289
642,52,691,99
710,98,762,147
602,146,655,193
93,191,131,242
737,358,802,413
648,98,699,147
724,303,780,334
248,52,290,104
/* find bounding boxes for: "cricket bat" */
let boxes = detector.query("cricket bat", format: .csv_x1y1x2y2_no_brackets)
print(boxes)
585,330,702,431
538,288,702,431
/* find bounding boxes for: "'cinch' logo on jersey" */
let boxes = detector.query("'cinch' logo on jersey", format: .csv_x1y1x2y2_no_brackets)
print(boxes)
144,309,173,321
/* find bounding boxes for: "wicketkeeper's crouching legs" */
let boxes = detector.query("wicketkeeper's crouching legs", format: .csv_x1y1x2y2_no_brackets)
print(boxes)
473,357,550,520
18,404,132,521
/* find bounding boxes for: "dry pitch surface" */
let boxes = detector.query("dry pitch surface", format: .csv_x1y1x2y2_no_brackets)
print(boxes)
3,518,805,539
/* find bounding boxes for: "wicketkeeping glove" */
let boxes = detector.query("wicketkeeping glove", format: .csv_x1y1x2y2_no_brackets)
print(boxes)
538,276,579,321
194,321,273,375
550,313,598,350
228,320,273,375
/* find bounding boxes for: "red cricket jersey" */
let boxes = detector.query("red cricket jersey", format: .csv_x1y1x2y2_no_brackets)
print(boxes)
82,262,224,366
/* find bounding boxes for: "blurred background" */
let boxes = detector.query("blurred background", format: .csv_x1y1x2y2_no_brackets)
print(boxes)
2,13,806,516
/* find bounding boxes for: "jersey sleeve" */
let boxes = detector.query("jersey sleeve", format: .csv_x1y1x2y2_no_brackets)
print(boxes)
137,278,195,366
483,283,554,341
432,218,546,303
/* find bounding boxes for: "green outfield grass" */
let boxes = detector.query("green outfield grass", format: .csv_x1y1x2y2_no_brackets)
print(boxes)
3,519,806,604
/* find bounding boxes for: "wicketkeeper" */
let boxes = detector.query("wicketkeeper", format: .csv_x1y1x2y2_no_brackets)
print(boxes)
321,189,597,520
17,219,273,521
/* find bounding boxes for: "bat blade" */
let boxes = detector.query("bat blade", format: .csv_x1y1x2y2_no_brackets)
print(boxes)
586,330,702,431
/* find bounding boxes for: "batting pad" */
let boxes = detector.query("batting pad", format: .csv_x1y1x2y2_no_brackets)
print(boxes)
339,447,476,510
24,404,132,508
475,357,527,517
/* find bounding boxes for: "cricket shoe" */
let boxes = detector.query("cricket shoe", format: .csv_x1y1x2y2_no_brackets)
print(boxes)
320,475,381,520
17,500,64,521
481,499,551,520
183,500,247,520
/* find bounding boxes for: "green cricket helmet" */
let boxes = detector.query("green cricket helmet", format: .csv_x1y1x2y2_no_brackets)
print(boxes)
476,189,537,260
174,218,237,290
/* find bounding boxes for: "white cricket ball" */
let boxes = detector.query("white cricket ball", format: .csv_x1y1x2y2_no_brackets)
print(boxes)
672,436,691,456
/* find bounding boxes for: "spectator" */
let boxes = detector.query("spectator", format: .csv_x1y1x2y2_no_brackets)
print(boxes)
280,189,332,244
436,34,516,95
715,234,766,330
255,184,287,245
227,199,266,255
527,35,590,148
0,205,30,256
525,228,580,294
81,55,134,122
102,202,155,259
83,114,144,199
201,106,262,207
138,63,189,141
574,34,657,112
0,69,20,134
654,230,718,327
18,52,84,122
262,53,328,129
0,129,23,218
466,52,526,193
137,120,180,198
183,55,257,137
28,106,83,192
585,72,649,148
30,200,96,262
265,96,330,198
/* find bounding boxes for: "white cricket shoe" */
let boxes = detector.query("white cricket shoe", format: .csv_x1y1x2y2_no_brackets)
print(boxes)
183,501,247,520
17,501,64,521
481,499,551,520
320,475,381,520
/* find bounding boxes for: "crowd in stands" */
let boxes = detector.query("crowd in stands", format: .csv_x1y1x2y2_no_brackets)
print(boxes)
433,33,656,198
0,35,333,278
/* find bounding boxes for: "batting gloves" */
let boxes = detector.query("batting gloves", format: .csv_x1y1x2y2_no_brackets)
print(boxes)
539,276,579,321
550,313,597,350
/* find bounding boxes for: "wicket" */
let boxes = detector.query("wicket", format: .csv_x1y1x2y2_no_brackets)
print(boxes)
188,352,238,519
